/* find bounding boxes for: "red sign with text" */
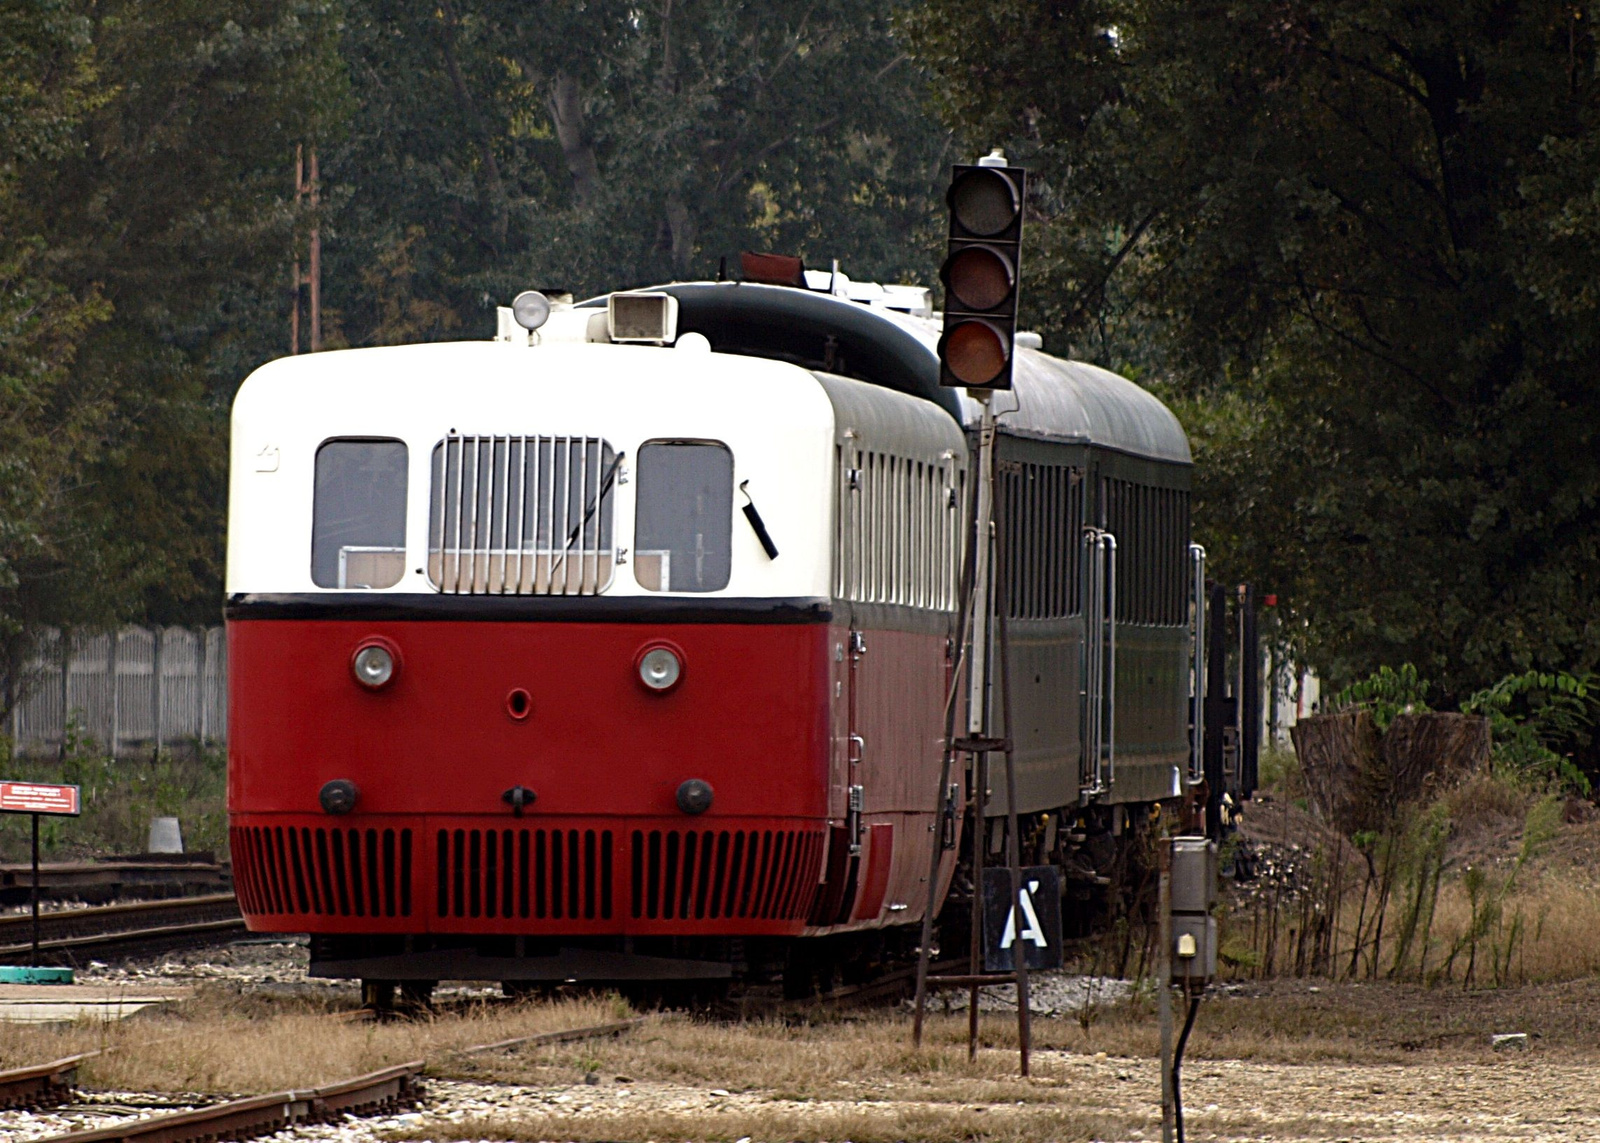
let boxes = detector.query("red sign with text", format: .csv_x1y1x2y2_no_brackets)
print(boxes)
0,783,81,816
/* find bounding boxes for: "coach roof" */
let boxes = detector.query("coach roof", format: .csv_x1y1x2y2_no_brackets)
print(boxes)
583,282,1191,466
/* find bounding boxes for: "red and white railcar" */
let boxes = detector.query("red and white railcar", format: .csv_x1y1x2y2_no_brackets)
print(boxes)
226,280,1195,993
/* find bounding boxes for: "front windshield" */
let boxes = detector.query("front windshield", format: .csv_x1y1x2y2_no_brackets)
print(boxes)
633,441,733,593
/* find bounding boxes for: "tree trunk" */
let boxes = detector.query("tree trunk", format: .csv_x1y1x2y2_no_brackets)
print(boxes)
547,72,600,208
665,195,695,277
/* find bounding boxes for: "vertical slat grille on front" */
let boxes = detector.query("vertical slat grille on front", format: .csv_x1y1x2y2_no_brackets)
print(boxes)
629,829,824,921
231,826,412,917
427,435,618,595
434,828,613,921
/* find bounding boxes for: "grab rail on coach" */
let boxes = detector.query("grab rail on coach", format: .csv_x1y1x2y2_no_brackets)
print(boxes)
1189,543,1207,787
1080,528,1117,801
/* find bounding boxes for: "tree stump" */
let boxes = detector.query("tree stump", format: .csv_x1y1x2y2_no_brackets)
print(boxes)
1378,712,1490,807
1291,711,1379,835
1291,710,1490,834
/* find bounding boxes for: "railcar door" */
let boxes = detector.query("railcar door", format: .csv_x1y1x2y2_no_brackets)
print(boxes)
811,439,865,924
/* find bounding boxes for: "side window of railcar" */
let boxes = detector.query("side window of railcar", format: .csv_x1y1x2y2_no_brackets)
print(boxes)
634,441,733,593
1000,462,1083,620
836,450,963,609
311,439,408,589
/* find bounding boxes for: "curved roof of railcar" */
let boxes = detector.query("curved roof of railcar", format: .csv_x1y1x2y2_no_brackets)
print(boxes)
583,282,1191,465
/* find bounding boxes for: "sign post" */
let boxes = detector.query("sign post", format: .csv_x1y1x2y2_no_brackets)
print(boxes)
0,783,82,965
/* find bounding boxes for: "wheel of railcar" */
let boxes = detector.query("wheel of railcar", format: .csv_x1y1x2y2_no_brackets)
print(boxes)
361,978,396,1011
398,979,436,1010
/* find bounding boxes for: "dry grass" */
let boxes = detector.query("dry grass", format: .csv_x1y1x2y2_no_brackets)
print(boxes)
1422,870,1600,981
1226,768,1600,986
0,988,629,1093
455,1013,1093,1104
0,981,1593,1142
0,972,1585,1099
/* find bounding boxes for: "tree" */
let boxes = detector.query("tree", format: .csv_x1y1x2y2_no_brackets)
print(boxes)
17,0,349,627
904,0,1600,696
1,0,348,732
327,0,951,344
0,0,113,724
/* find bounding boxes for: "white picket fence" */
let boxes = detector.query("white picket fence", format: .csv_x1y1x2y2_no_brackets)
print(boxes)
7,627,226,757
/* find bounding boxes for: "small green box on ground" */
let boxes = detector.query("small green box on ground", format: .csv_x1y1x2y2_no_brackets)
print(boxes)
0,965,74,984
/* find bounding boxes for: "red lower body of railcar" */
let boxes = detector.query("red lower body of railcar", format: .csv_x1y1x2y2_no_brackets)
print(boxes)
226,612,952,960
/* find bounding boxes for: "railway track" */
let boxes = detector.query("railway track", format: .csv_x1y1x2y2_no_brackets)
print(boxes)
33,1061,422,1143
10,1017,646,1143
0,894,245,963
0,859,230,907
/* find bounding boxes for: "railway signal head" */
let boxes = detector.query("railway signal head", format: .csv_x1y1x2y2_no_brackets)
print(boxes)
939,151,1026,391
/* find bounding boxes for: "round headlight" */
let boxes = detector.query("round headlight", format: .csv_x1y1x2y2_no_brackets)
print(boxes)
352,643,395,689
638,646,682,692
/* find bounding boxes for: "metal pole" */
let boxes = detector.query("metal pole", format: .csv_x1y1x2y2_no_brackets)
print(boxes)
967,394,995,745
1159,840,1174,1143
1189,545,1206,787
964,393,997,1063
968,749,986,1062
992,460,1030,1076
31,814,41,966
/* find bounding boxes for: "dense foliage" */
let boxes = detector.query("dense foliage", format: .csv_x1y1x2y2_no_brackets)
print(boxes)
0,0,946,721
902,1,1600,697
7,0,1600,725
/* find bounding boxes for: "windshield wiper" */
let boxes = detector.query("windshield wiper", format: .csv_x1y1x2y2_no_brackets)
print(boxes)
740,480,779,559
558,449,625,556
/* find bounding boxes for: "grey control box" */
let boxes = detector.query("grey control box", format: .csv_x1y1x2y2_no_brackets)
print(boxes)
1170,836,1218,988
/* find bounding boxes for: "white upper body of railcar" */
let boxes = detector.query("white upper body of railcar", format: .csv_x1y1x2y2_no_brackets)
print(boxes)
227,335,967,605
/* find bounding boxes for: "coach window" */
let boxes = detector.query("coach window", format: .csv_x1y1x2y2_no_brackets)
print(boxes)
634,441,733,592
311,439,408,589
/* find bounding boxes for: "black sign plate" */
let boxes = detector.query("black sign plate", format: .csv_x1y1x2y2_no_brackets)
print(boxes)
982,865,1063,972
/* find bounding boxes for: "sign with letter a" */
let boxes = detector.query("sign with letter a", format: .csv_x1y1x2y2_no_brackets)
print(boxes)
982,865,1063,972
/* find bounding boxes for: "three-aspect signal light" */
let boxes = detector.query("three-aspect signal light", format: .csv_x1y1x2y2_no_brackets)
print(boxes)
938,149,1026,391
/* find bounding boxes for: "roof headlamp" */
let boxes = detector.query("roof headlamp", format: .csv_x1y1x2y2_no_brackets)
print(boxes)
511,290,552,331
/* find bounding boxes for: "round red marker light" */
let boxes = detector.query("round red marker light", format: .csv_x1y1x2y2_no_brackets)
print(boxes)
945,246,1014,311
941,319,1011,387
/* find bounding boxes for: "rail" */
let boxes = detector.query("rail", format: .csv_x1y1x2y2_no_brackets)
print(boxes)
32,1062,423,1143
0,1053,96,1110
452,1016,648,1057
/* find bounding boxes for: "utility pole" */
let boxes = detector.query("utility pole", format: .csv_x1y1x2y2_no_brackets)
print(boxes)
291,146,322,354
